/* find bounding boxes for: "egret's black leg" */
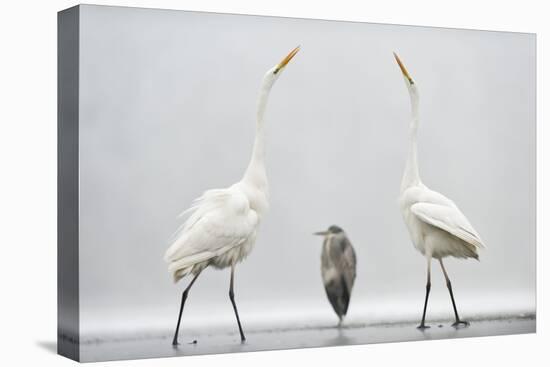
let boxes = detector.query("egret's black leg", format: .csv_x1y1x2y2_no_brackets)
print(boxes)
229,263,246,342
418,257,432,330
172,270,202,346
439,259,469,328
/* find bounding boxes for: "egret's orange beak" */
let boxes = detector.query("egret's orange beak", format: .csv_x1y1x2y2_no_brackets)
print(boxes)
393,52,414,84
276,46,300,71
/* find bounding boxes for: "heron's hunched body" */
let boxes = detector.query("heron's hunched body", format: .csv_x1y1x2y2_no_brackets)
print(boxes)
394,53,486,329
315,226,357,325
164,46,300,345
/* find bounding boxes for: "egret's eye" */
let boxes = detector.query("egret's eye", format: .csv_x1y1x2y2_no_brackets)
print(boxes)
273,68,279,75
409,78,414,85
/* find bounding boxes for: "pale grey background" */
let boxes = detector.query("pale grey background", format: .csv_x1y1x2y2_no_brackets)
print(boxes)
77,5,535,337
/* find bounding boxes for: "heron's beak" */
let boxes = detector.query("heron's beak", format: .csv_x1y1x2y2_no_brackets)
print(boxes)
313,231,329,236
275,46,300,72
393,52,414,85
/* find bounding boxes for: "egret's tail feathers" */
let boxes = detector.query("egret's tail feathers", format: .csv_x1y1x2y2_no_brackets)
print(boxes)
164,239,185,263
172,264,206,283
464,242,480,260
173,268,191,283
168,252,214,282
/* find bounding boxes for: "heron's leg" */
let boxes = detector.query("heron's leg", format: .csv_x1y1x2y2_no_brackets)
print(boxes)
417,256,432,330
172,270,202,346
229,263,246,342
439,259,469,327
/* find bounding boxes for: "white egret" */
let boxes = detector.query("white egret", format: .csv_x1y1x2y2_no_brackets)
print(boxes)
394,52,486,329
164,46,300,345
314,225,357,326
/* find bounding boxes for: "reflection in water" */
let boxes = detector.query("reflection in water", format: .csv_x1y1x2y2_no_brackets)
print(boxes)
328,327,353,345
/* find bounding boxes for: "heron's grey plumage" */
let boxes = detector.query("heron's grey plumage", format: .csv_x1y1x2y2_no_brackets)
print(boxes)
317,226,357,323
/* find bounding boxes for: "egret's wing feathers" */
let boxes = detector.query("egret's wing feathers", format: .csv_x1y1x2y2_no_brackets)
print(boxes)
164,187,258,280
170,189,231,241
411,202,486,248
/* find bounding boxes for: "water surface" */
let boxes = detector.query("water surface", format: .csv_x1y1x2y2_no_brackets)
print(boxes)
79,314,535,362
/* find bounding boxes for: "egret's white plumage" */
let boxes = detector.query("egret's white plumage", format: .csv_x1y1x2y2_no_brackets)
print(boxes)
165,185,261,281
394,52,485,328
400,187,485,260
165,46,299,345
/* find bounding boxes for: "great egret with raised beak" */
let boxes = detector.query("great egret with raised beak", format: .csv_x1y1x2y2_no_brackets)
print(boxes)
314,225,357,326
394,52,486,329
164,46,300,345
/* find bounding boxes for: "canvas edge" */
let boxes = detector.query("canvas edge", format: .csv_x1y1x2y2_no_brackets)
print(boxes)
57,4,81,362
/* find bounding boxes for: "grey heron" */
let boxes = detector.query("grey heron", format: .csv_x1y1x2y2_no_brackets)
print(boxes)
314,225,357,326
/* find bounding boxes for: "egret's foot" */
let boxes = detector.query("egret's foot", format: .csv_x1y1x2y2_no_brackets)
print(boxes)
417,324,430,330
452,320,470,328
172,340,179,347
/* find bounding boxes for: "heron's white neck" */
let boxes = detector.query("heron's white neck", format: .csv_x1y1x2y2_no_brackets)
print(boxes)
242,74,275,191
401,87,421,191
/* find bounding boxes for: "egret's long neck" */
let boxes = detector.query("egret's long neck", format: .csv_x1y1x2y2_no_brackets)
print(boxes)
242,76,273,191
401,89,421,191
